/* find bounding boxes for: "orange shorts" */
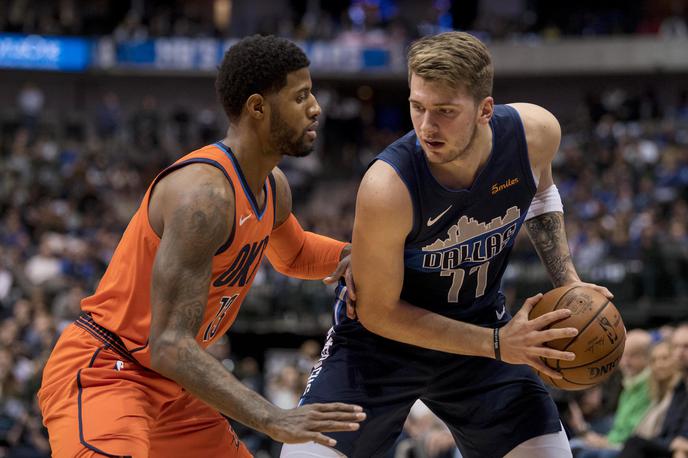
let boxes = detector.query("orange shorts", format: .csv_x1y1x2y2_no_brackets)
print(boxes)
38,321,253,458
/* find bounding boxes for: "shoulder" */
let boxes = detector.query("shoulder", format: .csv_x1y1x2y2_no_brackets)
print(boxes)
270,166,292,227
361,160,408,198
508,103,561,168
150,163,235,244
379,130,417,157
373,131,419,181
357,161,412,233
160,163,234,208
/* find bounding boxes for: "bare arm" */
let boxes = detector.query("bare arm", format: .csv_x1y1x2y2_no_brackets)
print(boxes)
353,162,576,376
148,164,363,446
353,162,494,357
525,210,579,286
149,165,277,430
525,165,579,286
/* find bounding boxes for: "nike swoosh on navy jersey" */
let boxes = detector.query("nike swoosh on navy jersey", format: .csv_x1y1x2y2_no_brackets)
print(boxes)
427,205,453,226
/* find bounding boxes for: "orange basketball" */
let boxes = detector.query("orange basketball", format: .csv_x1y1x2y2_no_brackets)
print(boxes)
529,285,626,391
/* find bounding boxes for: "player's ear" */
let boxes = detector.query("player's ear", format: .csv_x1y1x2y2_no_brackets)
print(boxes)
477,97,494,125
245,94,265,120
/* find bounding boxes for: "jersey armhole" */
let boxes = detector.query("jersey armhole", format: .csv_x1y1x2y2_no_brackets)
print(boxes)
506,106,539,194
147,158,236,255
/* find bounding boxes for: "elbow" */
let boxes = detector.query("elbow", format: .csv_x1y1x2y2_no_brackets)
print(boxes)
356,300,389,336
267,257,297,278
270,262,318,280
270,263,289,277
148,339,171,374
149,333,183,376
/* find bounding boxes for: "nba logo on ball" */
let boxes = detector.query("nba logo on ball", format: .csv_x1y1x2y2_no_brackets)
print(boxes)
529,285,626,391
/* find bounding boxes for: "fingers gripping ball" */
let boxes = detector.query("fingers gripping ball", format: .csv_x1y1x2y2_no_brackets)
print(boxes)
529,285,626,391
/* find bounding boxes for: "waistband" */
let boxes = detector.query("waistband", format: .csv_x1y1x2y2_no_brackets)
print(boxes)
75,312,136,362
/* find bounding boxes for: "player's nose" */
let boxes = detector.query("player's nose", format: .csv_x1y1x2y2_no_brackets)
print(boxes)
419,112,438,134
309,96,321,119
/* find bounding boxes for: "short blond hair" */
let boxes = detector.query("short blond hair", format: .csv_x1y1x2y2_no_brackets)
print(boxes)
407,31,493,101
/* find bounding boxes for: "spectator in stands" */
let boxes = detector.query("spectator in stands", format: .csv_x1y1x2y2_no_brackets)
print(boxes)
574,329,652,458
658,2,688,38
619,324,688,457
267,365,303,409
130,95,161,149
566,387,613,439
95,92,122,139
23,236,63,289
16,83,44,132
633,340,681,440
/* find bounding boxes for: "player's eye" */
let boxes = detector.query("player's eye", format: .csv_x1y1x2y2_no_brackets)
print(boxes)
412,104,424,113
296,91,310,103
439,109,454,115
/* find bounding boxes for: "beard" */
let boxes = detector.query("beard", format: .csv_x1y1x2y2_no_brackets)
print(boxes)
447,121,479,162
424,121,479,165
269,108,313,158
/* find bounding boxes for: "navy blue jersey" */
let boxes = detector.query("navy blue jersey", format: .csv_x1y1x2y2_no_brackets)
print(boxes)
306,106,564,458
370,104,536,323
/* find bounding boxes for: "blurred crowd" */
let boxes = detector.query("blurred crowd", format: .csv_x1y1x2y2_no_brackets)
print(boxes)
1,74,688,455
1,0,687,42
506,87,688,304
563,324,688,458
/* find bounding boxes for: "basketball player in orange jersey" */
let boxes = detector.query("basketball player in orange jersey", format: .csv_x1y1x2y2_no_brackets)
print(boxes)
37,35,365,457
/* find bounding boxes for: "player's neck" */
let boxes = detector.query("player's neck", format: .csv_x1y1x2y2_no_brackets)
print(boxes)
221,128,280,198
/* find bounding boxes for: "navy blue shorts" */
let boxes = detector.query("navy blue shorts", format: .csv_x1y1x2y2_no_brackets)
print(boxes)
300,312,562,458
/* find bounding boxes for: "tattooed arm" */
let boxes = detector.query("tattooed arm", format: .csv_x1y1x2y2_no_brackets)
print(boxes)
511,103,581,285
512,103,612,297
525,211,580,286
147,164,364,447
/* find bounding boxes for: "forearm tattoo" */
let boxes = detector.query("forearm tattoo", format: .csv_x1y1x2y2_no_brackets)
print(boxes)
525,212,578,286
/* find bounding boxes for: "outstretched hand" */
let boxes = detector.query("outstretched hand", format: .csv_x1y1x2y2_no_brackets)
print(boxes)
498,293,578,379
266,403,366,447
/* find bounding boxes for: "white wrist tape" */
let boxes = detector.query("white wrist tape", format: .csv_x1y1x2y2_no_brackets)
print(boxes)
525,184,563,220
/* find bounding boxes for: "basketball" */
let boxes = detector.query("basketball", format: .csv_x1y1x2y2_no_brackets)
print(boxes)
529,285,626,391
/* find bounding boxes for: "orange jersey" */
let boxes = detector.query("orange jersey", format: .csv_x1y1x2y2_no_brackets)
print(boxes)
81,142,274,368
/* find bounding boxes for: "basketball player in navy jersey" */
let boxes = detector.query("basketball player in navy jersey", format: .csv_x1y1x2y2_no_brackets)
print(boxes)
281,32,614,458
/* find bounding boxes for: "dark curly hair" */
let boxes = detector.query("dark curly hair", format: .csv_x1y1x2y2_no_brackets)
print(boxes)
216,35,310,122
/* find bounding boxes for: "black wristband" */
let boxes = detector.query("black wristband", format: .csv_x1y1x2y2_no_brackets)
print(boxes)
493,327,501,361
